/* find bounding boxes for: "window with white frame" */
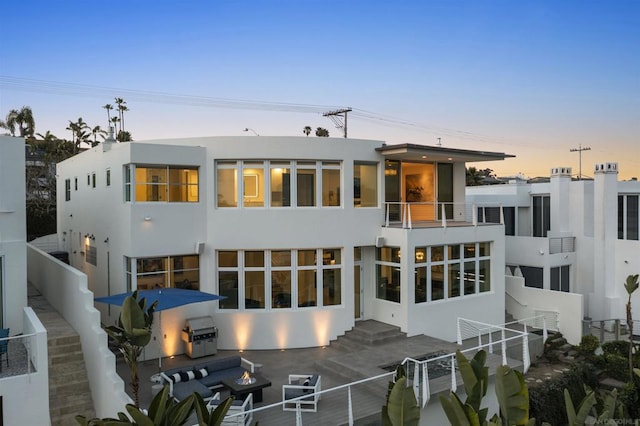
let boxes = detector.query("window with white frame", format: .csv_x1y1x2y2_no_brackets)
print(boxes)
550,265,570,292
532,195,550,237
414,242,491,303
217,248,342,311
376,247,401,303
353,162,378,207
124,164,199,202
125,255,200,290
618,194,639,240
215,160,343,209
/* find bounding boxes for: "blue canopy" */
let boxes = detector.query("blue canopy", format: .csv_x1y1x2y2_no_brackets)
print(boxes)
95,288,225,311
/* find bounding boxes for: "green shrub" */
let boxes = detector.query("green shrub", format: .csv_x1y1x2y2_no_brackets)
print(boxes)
618,379,640,419
576,334,600,358
604,353,630,381
602,340,630,357
529,362,598,425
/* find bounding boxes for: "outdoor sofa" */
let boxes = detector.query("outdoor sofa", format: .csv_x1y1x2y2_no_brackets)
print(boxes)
160,355,255,401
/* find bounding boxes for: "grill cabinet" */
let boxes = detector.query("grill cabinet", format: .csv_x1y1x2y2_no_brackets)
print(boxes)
181,316,217,358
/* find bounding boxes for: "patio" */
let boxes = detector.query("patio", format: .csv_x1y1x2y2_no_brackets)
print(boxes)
117,322,460,425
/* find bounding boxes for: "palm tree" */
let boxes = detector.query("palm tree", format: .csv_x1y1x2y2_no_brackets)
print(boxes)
303,126,312,137
1,106,35,138
110,116,121,135
14,106,35,139
315,127,329,137
102,103,113,127
66,117,90,153
91,125,107,147
0,109,18,135
115,97,128,132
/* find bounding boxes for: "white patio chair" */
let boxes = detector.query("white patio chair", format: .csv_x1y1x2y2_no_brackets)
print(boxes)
207,391,253,426
282,374,321,412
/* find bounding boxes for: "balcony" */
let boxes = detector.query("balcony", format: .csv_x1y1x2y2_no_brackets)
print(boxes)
383,202,505,229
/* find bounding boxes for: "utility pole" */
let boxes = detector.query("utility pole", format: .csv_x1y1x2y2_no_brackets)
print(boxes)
323,108,352,138
569,144,591,180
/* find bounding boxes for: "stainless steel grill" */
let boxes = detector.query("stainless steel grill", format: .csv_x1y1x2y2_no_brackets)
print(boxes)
182,316,217,358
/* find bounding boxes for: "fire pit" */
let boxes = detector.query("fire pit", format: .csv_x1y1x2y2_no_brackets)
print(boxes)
235,371,257,385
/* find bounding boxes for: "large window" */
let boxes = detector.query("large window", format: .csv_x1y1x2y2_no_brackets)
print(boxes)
618,195,639,240
376,247,401,303
354,162,378,207
126,255,200,290
216,160,343,209
532,195,550,237
126,165,199,202
415,242,491,303
217,248,342,311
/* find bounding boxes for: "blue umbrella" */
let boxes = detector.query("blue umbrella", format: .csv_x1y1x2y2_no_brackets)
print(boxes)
95,288,226,311
96,288,225,369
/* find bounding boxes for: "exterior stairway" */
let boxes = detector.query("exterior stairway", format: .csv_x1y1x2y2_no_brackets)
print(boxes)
314,320,408,383
27,284,95,425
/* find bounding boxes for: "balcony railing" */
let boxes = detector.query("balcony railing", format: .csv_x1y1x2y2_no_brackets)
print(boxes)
384,202,505,229
215,318,530,426
0,332,38,379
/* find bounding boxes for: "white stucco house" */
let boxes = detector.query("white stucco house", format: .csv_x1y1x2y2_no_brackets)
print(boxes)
56,135,513,359
0,136,28,333
0,135,50,426
467,165,640,342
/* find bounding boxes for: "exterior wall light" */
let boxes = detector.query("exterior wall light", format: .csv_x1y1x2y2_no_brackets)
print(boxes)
144,216,152,221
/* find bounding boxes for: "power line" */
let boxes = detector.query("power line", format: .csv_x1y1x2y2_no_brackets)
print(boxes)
1,75,507,146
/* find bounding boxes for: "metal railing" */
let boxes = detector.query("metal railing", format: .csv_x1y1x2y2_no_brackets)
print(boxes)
582,319,640,343
383,202,505,229
0,332,38,379
213,318,531,426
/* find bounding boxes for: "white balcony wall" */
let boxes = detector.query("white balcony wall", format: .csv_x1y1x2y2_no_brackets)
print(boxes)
506,275,583,344
0,308,49,426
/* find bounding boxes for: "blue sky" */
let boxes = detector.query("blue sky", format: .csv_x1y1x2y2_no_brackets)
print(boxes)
1,0,638,179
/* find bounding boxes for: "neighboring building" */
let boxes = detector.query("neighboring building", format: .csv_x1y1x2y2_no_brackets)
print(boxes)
56,136,512,358
467,165,640,328
0,136,27,332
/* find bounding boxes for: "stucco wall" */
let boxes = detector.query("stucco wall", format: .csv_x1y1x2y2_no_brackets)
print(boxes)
27,244,131,418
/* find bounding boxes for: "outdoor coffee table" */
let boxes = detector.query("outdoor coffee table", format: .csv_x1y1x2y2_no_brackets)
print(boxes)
221,373,272,403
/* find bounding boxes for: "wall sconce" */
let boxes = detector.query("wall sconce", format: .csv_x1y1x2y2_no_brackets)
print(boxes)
539,250,544,255
144,216,152,221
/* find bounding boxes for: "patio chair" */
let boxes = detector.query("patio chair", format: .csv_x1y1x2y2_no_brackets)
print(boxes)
207,391,253,426
282,374,321,412
0,328,9,371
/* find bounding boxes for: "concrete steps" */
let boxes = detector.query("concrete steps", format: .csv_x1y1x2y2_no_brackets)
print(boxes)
314,320,407,387
48,334,95,425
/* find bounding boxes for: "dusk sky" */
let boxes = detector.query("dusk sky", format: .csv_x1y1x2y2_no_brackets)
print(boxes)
1,0,638,179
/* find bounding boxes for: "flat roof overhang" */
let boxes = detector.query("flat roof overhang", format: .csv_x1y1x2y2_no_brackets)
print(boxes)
375,143,515,163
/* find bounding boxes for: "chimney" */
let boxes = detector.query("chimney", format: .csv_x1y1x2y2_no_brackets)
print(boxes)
102,126,116,152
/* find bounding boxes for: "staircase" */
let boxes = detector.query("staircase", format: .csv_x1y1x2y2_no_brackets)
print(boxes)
48,334,95,425
27,284,95,425
314,320,407,383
